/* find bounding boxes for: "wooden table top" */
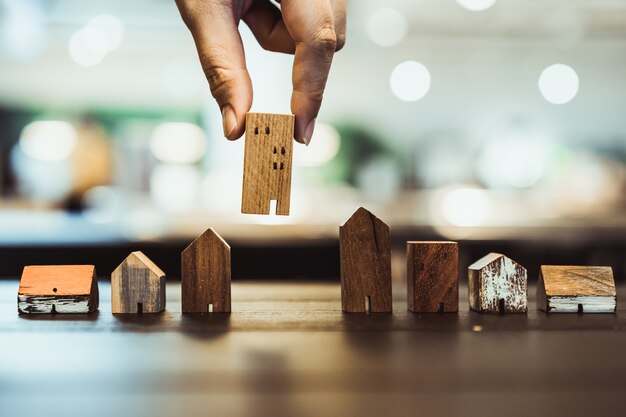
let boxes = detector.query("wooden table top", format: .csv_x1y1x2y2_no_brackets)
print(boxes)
1,279,625,417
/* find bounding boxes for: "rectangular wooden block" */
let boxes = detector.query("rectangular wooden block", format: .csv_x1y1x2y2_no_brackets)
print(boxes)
537,265,616,313
241,112,294,216
111,251,166,314
340,207,392,313
18,265,99,314
407,241,458,313
181,228,231,313
468,253,527,314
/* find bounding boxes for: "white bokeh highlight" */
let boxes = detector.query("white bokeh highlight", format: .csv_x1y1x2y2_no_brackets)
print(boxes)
538,64,579,104
456,0,498,12
293,123,340,167
390,61,431,102
439,187,492,227
150,122,207,164
68,27,108,67
366,8,408,47
19,121,78,161
86,15,124,53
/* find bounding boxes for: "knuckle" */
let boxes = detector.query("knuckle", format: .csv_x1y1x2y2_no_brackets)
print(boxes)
308,90,325,104
335,33,346,51
294,87,324,105
310,25,337,53
200,60,234,99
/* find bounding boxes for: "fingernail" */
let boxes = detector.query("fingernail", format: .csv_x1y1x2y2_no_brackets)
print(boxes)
303,118,316,146
222,105,237,138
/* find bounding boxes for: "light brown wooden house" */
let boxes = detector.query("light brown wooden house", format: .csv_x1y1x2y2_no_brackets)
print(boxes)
111,251,166,314
537,265,616,313
241,112,294,215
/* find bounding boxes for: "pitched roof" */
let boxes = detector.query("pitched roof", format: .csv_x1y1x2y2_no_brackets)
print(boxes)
182,228,230,256
117,251,165,278
341,207,387,229
468,253,504,270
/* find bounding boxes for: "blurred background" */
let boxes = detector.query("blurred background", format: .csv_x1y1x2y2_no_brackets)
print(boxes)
1,0,625,280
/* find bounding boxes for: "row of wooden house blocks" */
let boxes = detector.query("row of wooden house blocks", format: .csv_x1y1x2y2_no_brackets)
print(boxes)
17,207,617,315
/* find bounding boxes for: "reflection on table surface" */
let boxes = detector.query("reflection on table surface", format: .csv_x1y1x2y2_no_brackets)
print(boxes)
1,280,626,417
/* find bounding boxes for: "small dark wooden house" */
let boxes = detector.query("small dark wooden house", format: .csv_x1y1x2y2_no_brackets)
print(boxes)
181,228,231,313
340,207,392,313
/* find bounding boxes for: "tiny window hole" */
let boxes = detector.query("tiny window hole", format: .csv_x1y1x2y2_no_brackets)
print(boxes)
279,162,284,170
52,287,57,293
265,126,270,134
273,146,277,154
273,162,277,170
254,127,259,135
281,146,285,155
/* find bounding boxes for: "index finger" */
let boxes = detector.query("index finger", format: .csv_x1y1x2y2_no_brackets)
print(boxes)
281,0,337,144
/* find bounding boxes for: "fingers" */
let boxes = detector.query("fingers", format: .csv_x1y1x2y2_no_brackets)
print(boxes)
281,0,338,144
175,0,252,140
243,0,296,54
250,0,345,53
175,0,346,143
330,0,347,50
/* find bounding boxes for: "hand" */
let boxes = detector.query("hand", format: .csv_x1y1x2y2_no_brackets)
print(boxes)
175,0,346,145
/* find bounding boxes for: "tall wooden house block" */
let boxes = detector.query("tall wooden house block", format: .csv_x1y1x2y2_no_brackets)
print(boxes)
18,265,99,314
181,228,231,313
537,265,616,313
242,112,294,215
340,207,392,313
407,241,458,313
468,253,527,314
111,251,166,314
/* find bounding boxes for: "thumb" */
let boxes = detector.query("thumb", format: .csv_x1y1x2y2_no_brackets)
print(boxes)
176,1,252,140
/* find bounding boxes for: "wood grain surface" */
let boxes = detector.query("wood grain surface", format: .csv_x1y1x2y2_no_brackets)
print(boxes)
111,251,166,314
17,265,98,314
241,113,294,215
407,241,458,313
3,280,626,417
181,228,231,313
537,265,616,313
339,207,392,313
468,253,527,313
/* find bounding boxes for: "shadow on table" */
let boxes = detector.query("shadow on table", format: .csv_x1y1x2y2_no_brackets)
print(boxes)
466,310,530,331
341,312,396,354
19,311,100,322
112,312,172,329
403,310,463,331
179,313,232,340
